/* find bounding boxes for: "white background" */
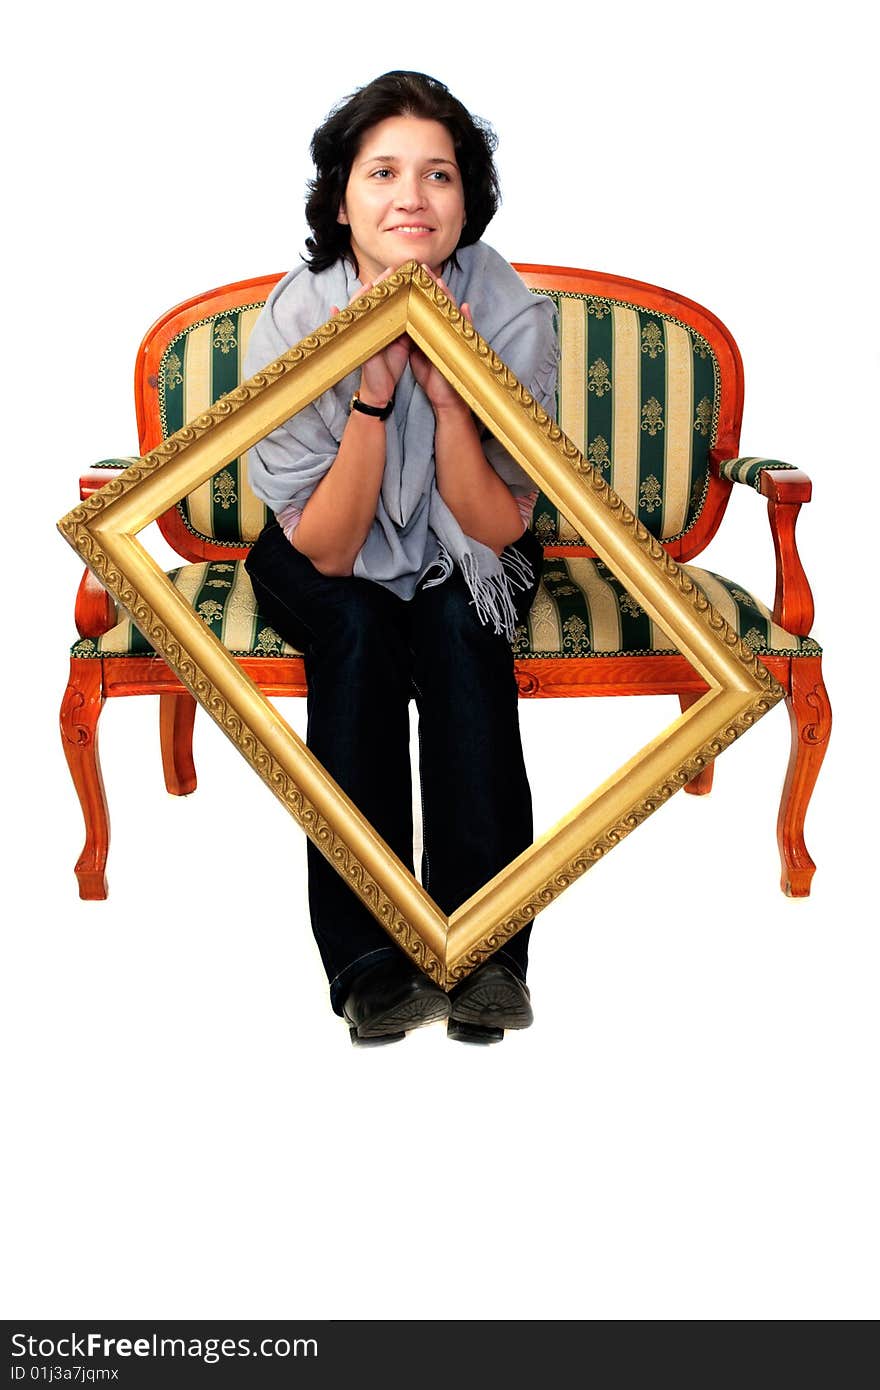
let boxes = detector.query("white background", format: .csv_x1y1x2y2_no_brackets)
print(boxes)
4,0,876,1320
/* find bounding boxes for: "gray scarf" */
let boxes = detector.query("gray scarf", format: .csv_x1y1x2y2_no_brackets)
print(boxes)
244,240,558,640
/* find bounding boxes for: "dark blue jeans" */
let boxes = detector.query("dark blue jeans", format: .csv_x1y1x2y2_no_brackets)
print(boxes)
245,520,542,1016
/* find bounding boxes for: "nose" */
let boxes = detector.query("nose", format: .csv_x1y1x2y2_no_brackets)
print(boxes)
394,171,426,210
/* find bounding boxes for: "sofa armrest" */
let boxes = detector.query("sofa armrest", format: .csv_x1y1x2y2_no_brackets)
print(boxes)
74,568,118,640
714,455,814,636
757,467,812,504
74,459,138,637
79,457,139,501
717,456,807,491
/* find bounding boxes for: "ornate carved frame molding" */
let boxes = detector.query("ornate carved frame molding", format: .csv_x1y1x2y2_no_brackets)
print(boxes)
58,263,783,988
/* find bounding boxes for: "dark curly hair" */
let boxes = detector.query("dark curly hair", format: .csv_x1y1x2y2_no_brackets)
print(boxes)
304,71,501,274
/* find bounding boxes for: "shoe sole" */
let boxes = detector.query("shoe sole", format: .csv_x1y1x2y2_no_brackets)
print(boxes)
349,992,451,1043
447,1018,505,1045
349,1027,406,1047
450,978,533,1031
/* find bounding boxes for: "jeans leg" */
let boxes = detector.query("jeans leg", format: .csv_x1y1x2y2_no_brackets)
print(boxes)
408,530,543,981
246,523,415,1014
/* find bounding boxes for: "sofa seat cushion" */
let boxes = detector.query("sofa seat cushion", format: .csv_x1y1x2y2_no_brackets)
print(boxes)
513,557,820,657
72,560,301,660
71,556,821,661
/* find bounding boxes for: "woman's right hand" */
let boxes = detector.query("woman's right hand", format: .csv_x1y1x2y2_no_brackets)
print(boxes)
331,267,410,408
359,266,412,405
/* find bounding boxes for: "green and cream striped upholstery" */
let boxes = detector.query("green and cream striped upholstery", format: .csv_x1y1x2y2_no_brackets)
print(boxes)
718,457,798,489
160,303,273,545
511,559,820,657
530,291,718,546
71,558,821,660
155,290,721,550
72,560,299,659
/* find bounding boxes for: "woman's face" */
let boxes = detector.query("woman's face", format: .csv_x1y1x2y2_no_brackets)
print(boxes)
338,115,466,284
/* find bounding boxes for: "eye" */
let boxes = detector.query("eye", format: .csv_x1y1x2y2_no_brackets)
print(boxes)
370,167,393,179
428,170,451,182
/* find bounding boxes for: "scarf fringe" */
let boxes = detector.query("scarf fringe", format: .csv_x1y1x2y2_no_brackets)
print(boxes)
458,545,535,643
419,543,454,590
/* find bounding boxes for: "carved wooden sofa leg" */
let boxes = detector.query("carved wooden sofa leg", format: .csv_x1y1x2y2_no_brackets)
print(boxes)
160,691,197,796
679,691,715,795
778,655,831,897
60,659,109,900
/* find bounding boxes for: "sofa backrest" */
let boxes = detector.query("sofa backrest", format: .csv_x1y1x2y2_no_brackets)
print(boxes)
137,267,742,563
157,298,272,548
527,288,718,547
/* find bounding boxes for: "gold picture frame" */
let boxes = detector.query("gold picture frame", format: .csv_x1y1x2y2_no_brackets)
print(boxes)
58,262,783,989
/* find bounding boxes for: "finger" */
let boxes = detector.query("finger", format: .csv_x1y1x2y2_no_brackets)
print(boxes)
432,270,450,295
330,305,339,317
421,264,449,291
349,277,377,305
421,264,457,307
461,302,472,322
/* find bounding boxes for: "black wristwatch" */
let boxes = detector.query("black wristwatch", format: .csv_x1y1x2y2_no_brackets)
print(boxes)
349,390,395,420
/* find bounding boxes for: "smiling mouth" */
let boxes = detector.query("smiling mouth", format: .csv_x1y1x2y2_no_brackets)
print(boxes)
388,225,434,233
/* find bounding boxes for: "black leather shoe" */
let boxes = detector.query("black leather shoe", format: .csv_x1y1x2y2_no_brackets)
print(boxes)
447,960,533,1043
343,957,451,1045
447,1018,505,1045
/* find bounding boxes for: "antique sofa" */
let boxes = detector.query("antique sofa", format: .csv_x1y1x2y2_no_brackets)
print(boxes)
61,265,829,900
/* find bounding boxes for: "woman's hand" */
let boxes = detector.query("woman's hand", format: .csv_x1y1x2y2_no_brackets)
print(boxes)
409,264,473,413
331,267,410,408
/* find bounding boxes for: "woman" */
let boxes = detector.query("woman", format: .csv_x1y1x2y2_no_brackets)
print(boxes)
244,70,558,1046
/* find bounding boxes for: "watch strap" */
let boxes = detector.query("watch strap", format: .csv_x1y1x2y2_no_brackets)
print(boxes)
349,390,395,421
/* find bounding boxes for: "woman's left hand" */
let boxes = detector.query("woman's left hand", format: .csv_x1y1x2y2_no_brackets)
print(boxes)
409,265,473,413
